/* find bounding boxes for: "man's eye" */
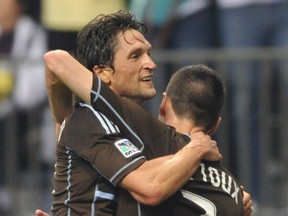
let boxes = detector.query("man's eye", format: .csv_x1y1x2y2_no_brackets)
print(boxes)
131,54,139,58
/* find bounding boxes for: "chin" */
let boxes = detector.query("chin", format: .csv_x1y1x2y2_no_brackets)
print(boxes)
136,94,156,105
147,91,157,99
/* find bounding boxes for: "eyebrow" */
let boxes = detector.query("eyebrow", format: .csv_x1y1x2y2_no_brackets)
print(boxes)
119,30,152,57
127,45,151,59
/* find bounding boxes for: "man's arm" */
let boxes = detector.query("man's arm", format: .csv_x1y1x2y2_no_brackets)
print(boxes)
44,50,92,103
45,64,73,137
44,50,93,138
119,132,220,205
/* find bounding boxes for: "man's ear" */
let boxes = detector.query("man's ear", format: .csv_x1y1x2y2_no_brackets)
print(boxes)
92,65,111,84
159,92,168,117
207,117,222,135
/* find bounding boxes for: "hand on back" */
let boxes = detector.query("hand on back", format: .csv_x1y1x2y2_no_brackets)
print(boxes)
187,131,222,161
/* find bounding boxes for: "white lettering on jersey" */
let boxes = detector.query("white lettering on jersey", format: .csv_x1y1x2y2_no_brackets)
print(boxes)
114,139,141,158
231,181,240,204
198,163,240,204
200,163,207,181
221,172,232,194
208,167,221,187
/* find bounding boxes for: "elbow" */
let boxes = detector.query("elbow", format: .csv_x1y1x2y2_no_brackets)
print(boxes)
44,50,68,73
144,191,168,206
133,185,169,206
44,50,57,68
143,197,165,206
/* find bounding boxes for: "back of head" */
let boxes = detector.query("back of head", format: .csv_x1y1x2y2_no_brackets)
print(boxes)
74,10,147,71
166,65,226,132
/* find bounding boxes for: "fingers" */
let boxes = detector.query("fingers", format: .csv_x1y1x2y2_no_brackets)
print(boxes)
243,200,253,216
188,132,222,161
35,209,50,216
242,190,253,216
209,144,222,161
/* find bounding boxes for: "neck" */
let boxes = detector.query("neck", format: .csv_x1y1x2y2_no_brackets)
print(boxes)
162,110,204,135
164,117,194,135
131,97,146,105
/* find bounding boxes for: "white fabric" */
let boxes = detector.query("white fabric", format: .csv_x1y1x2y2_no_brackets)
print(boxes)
10,15,48,110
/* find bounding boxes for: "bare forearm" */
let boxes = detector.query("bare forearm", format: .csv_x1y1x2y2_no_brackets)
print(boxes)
47,83,72,137
44,50,93,138
140,133,220,203
121,145,204,205
45,64,73,138
153,145,203,193
121,132,221,205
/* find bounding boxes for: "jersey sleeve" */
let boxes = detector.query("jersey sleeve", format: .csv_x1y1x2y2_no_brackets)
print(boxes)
90,75,187,158
59,103,146,185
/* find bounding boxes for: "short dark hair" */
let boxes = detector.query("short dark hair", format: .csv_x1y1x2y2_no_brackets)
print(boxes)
74,10,147,71
166,65,226,132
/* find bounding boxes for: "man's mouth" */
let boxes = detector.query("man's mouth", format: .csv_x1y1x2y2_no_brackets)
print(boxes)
141,76,152,82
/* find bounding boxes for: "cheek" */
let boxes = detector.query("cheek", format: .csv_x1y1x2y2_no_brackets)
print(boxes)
113,63,140,90
112,75,138,95
115,67,138,84
116,76,136,90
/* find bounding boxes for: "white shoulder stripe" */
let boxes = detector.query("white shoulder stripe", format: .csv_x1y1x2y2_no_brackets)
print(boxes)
91,91,144,151
79,102,119,134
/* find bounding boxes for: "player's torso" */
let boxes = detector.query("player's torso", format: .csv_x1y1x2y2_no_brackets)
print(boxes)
138,162,243,216
52,105,120,216
180,161,244,216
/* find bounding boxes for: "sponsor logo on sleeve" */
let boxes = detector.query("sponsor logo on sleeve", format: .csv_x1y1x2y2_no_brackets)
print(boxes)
114,139,141,158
